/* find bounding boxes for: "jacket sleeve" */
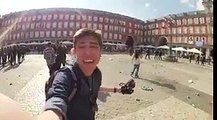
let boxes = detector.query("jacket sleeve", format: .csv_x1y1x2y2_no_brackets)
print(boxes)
44,70,74,120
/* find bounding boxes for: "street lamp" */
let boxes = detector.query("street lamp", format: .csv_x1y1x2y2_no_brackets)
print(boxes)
164,14,176,56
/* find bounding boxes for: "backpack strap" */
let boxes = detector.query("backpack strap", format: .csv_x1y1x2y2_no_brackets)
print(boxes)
67,67,78,102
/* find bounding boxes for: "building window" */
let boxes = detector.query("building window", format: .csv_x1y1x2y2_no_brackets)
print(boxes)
17,33,20,39
52,22,57,28
189,27,193,34
46,31,50,37
93,16,98,22
155,29,158,35
177,27,182,34
206,16,210,23
105,18,109,23
35,31,39,38
98,24,103,30
182,19,187,25
70,15,75,20
103,32,108,39
57,31,61,37
53,14,58,20
183,27,187,34
30,31,34,38
104,25,108,31
188,18,193,24
177,37,181,43
48,15,52,20
87,23,92,28
69,31,73,36
76,22,80,28
99,17,103,22
119,34,122,40
21,32,24,39
65,14,69,20
114,34,118,39
172,28,176,34
194,18,199,24
82,15,87,21
64,22,68,28
51,31,56,37
37,15,42,20
25,23,30,29
23,17,27,22
63,31,68,37
58,22,63,28
88,16,92,21
161,29,165,35
82,22,86,28
69,22,74,28
28,16,32,22
114,26,118,31
195,26,200,34
76,15,81,20
22,24,25,30
46,22,51,29
201,26,206,34
13,34,16,40
199,17,205,24
59,14,64,20
110,19,114,24
109,33,112,39
40,31,45,37
30,23,35,29
42,15,47,20
109,25,113,31
93,23,97,29
129,29,132,34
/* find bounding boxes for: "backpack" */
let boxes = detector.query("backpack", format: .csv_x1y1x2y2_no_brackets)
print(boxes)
45,66,78,102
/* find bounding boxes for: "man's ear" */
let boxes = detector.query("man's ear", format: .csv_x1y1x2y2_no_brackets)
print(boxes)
71,48,75,55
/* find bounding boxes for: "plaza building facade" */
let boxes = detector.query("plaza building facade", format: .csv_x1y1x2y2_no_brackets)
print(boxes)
0,8,144,45
0,2,213,56
142,10,213,55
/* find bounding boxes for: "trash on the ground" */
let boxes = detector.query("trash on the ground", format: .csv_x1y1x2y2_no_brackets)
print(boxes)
142,86,153,91
9,83,13,85
119,72,122,73
192,104,195,107
187,96,190,99
108,58,113,61
18,75,21,77
188,80,193,83
136,99,140,101
195,93,200,96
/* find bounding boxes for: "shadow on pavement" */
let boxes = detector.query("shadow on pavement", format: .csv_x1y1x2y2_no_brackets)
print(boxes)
3,64,20,72
97,92,111,102
133,77,176,90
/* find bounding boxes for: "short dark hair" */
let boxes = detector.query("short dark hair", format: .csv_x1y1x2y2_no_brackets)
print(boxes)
73,28,102,48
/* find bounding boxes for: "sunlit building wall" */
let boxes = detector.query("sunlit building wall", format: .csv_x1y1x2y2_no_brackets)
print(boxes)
0,8,144,45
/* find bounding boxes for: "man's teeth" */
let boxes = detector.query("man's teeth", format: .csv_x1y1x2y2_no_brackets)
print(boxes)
84,60,93,62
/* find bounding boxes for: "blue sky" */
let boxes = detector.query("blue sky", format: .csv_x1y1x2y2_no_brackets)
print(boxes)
0,0,204,20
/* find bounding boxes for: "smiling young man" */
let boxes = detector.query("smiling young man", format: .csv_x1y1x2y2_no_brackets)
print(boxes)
39,28,127,120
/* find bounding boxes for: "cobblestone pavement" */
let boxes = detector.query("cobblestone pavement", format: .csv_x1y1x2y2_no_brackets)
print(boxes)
7,54,213,119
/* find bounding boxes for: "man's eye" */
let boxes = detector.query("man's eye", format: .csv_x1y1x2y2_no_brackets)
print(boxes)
78,46,85,48
90,46,99,48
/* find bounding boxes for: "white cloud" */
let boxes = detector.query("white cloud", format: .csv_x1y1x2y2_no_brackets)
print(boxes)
180,0,190,4
145,3,150,7
196,0,204,10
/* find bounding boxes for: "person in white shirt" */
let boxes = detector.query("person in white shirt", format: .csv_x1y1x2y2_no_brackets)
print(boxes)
131,51,142,78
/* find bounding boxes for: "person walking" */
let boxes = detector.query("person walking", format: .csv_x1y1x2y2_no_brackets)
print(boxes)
43,42,56,75
131,51,142,78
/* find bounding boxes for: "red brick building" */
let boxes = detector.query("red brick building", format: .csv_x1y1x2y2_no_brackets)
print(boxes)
0,8,144,45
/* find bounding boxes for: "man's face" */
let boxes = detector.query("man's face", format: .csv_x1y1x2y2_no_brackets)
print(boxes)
74,35,101,76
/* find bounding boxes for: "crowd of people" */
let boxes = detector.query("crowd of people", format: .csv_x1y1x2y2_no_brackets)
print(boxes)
0,45,27,68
